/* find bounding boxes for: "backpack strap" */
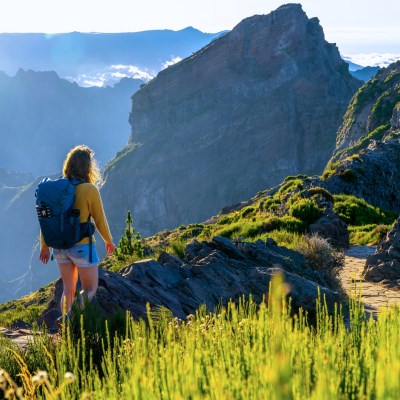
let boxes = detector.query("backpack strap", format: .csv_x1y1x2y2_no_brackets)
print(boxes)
88,213,93,263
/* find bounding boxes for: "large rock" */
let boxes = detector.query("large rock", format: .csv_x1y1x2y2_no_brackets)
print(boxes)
41,236,340,323
102,4,360,239
309,205,349,248
364,218,400,283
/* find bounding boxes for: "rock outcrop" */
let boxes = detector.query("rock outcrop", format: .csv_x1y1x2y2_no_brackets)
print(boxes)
41,236,340,327
364,218,400,284
320,62,400,213
102,4,360,239
309,206,349,248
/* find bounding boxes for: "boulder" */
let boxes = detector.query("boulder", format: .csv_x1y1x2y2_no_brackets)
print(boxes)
309,208,349,248
364,218,400,283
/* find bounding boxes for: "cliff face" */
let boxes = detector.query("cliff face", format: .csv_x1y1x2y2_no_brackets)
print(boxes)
321,62,400,212
102,4,360,238
331,61,400,162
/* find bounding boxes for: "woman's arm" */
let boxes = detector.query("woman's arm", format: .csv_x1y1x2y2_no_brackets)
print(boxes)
87,185,115,252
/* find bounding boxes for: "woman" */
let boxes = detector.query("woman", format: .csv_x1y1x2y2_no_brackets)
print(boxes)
39,145,115,318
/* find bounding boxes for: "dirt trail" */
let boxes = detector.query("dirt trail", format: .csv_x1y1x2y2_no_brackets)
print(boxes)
0,327,35,350
340,246,400,316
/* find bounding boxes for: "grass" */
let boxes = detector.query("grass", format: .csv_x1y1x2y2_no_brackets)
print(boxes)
0,284,54,328
348,224,392,246
2,275,400,399
333,194,397,226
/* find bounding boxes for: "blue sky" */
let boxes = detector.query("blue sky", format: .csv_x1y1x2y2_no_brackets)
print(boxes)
0,0,399,55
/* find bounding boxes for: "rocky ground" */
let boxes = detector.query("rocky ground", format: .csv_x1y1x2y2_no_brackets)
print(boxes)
4,244,400,348
340,246,400,316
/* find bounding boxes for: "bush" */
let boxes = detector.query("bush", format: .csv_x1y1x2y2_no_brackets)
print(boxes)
279,216,305,233
289,198,322,226
295,234,344,289
241,207,255,218
338,169,357,182
308,187,334,203
277,179,303,198
348,224,391,246
166,239,187,258
333,194,397,226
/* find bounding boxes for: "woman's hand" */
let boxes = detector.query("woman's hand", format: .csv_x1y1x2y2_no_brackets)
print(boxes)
106,242,116,254
39,249,50,264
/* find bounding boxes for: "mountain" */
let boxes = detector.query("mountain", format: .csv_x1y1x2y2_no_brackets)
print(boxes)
0,28,224,85
350,66,380,82
0,70,142,175
101,4,360,240
320,61,400,213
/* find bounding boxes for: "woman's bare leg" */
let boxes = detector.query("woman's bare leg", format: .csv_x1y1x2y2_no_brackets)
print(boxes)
58,262,79,315
77,266,99,308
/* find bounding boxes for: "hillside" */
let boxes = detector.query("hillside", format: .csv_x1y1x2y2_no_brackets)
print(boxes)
321,61,400,213
101,4,360,241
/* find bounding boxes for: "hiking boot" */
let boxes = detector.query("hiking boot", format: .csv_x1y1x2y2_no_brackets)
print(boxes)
56,315,71,331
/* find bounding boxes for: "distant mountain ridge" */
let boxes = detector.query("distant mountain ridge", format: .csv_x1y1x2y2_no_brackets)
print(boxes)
102,3,360,240
0,70,142,175
0,28,224,86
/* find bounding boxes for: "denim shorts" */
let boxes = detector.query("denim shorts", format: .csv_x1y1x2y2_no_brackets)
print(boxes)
53,244,99,267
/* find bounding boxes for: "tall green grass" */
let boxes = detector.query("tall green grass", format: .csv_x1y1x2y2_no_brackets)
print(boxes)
2,276,400,399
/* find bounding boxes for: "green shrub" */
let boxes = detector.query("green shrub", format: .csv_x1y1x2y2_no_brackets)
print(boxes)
277,179,303,198
348,224,391,246
338,169,357,182
215,221,242,238
241,206,255,218
262,197,281,211
168,239,187,259
308,187,334,203
321,161,340,181
279,216,305,233
289,198,322,226
333,194,397,226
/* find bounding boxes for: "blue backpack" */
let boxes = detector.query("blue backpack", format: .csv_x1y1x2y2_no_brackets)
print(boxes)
35,177,94,260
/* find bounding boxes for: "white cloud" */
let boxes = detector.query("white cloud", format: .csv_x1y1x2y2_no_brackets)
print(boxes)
343,53,400,68
66,65,154,87
162,56,183,70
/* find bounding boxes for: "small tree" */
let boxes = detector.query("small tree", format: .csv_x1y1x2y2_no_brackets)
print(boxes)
116,211,144,259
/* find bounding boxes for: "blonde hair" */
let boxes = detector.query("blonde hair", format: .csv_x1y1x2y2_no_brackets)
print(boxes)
62,145,101,185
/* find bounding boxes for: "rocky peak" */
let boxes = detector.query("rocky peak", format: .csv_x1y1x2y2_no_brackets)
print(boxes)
103,5,360,238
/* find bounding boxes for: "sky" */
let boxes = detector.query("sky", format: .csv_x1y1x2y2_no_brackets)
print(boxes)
0,0,399,55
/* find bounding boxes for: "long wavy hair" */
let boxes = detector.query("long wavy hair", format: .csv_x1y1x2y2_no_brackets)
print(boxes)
62,145,101,185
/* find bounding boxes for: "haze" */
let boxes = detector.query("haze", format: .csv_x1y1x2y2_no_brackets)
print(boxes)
0,0,399,54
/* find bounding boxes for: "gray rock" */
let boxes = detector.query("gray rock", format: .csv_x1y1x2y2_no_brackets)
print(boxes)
364,219,400,282
41,237,340,322
309,209,349,248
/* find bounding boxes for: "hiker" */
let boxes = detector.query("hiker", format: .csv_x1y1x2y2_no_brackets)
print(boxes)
38,145,115,318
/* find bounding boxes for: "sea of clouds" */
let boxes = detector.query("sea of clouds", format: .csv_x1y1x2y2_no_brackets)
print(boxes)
343,53,400,68
66,56,183,87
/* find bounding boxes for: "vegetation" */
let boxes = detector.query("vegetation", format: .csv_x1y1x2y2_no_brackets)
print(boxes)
348,224,392,246
2,277,400,399
333,194,397,226
101,211,145,272
0,284,54,328
294,234,344,288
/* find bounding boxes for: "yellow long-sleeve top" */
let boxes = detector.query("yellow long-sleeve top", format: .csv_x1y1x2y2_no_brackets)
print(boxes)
40,183,113,251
